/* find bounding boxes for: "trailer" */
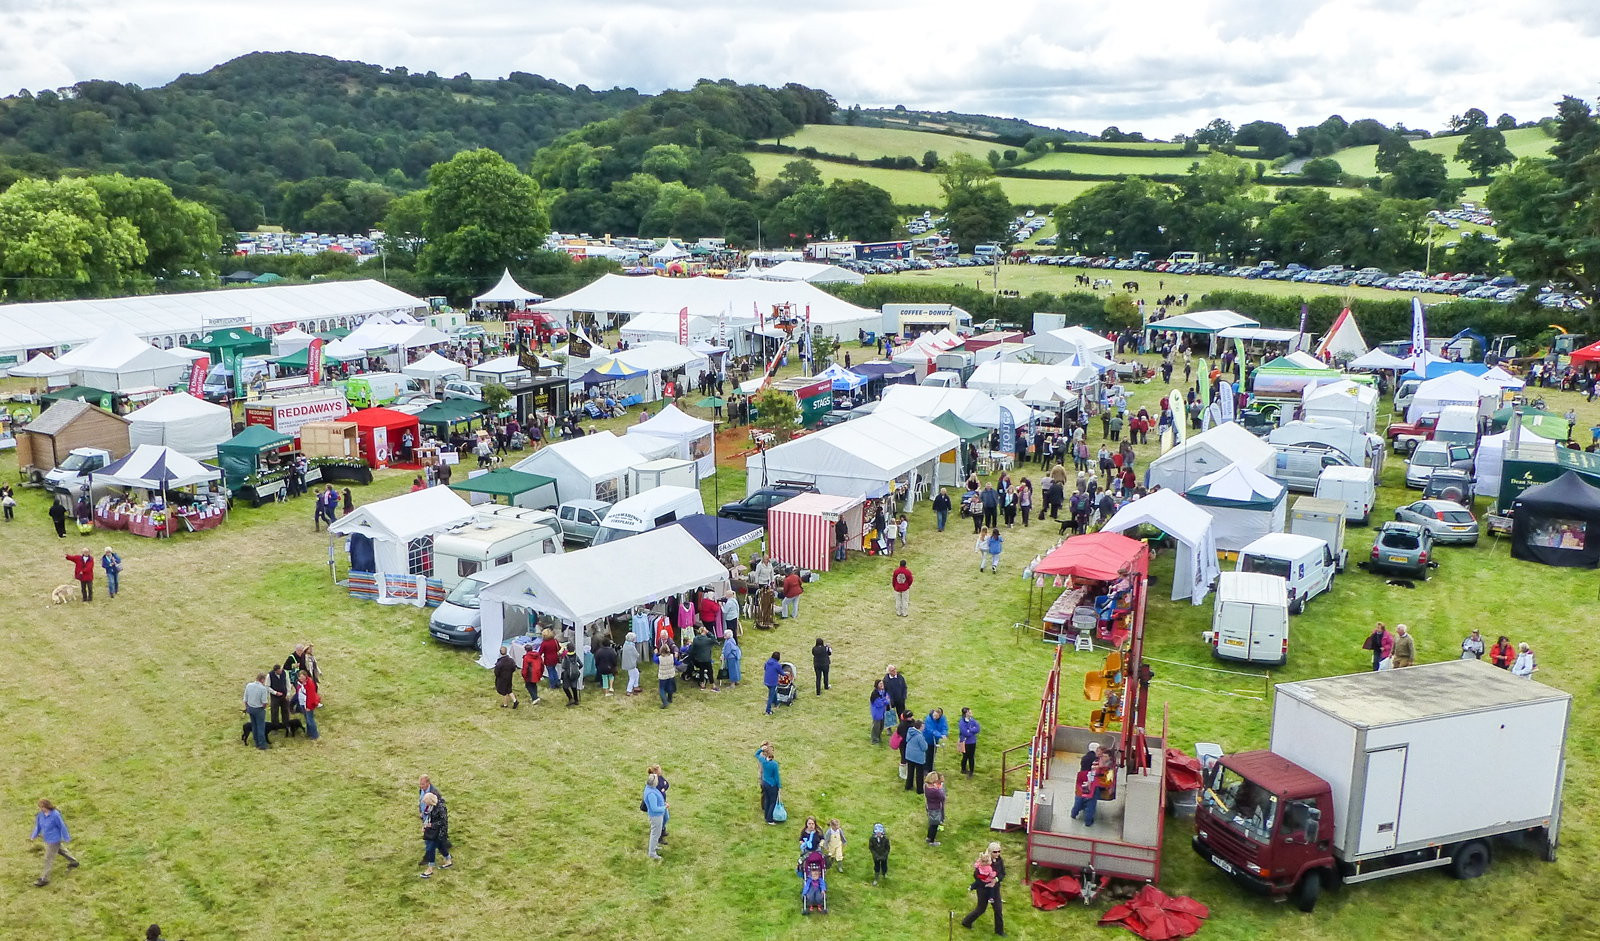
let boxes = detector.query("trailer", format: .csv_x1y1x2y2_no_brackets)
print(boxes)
1194,660,1569,911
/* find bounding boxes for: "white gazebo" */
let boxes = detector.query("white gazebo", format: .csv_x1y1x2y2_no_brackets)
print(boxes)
402,351,468,392
472,269,544,312
626,403,716,478
469,355,534,385
125,392,234,461
7,352,71,386
55,324,191,391
1101,489,1221,604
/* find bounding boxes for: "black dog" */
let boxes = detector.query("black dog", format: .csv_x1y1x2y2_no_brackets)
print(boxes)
240,717,305,743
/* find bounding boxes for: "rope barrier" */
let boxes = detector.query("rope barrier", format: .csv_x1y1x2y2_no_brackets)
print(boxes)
1151,679,1265,701
1141,655,1271,678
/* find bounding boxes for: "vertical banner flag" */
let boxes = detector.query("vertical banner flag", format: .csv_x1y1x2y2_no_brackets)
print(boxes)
1218,380,1236,424
1411,296,1426,359
998,402,1016,455
1169,387,1186,445
1198,358,1210,404
187,355,209,398
372,426,389,469
307,338,324,385
677,306,690,346
1297,303,1309,349
719,304,728,348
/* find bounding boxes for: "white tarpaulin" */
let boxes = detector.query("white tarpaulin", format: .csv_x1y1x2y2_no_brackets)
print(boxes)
747,412,957,504
1147,421,1275,492
1346,348,1409,371
475,525,729,668
1101,489,1221,603
626,403,716,478
126,392,233,460
330,486,477,579
968,361,1085,397
877,385,1015,430
1405,372,1501,422
1030,326,1114,364
1185,463,1288,552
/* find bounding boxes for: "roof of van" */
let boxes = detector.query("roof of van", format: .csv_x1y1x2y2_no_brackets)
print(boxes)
437,514,558,547
1240,532,1326,558
1292,497,1347,517
1435,404,1480,430
1317,464,1374,483
1217,571,1289,605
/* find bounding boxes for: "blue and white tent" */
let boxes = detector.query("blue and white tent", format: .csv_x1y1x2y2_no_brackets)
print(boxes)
817,362,868,392
95,444,221,490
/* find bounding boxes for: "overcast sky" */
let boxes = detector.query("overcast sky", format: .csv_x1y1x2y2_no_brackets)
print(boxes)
1,0,1595,136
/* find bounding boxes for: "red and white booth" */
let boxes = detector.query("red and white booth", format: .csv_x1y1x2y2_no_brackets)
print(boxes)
767,492,866,572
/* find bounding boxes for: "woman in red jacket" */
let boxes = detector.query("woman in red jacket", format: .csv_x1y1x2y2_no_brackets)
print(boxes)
781,571,803,620
67,551,94,601
538,629,562,690
1490,635,1516,669
297,672,321,740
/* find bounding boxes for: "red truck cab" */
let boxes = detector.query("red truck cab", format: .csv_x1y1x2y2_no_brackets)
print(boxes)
1192,751,1335,911
1384,413,1437,453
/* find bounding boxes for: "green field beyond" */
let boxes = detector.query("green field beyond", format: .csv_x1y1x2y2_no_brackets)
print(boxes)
745,151,1099,206
1329,126,1555,179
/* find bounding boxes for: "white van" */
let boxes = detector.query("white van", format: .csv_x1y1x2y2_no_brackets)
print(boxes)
1270,443,1356,493
922,370,963,389
1289,496,1348,572
1315,464,1376,524
1236,532,1336,614
1205,572,1290,666
344,372,421,408
434,510,564,591
589,485,705,546
1394,378,1422,414
1433,404,1481,449
1269,418,1384,471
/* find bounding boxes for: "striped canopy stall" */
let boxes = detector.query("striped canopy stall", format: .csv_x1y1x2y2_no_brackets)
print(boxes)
766,492,867,572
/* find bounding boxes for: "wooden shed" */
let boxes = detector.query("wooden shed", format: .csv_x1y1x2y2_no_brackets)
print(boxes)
16,400,132,475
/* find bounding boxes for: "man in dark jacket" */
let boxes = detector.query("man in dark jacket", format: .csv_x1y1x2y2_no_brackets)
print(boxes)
884,665,908,714
268,663,293,729
980,484,999,530
49,499,68,538
690,628,719,691
932,488,952,532
493,647,517,709
812,638,832,695
834,516,849,561
593,640,619,696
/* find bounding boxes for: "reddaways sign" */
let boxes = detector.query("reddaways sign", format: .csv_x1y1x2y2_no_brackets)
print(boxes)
244,392,351,438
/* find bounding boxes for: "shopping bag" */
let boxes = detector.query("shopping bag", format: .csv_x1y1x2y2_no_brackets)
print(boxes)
898,762,909,780
772,801,788,823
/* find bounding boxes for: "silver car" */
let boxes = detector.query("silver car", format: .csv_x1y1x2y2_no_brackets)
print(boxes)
556,499,611,546
1404,441,1474,489
1395,499,1480,546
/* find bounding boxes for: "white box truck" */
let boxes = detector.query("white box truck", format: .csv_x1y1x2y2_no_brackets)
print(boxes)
1315,465,1376,525
1194,660,1569,911
1289,496,1348,572
1204,571,1290,666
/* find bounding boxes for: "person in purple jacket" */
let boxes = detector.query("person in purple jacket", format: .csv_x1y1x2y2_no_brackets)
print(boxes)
958,707,981,779
764,651,784,715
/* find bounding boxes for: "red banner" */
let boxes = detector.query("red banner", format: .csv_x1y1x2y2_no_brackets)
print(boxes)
678,306,689,346
307,338,323,385
187,355,209,397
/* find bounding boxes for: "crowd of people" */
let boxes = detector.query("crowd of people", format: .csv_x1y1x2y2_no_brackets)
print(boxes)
1364,623,1539,677
240,644,322,749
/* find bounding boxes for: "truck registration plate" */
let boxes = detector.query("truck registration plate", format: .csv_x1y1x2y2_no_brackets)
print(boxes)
1211,854,1235,875
432,631,450,640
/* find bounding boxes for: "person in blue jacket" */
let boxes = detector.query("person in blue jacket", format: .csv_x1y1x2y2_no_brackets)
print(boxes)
643,773,668,860
31,799,78,886
985,530,1003,574
722,635,743,687
869,679,890,745
756,742,783,823
958,707,982,779
763,652,784,715
923,707,949,775
903,721,929,794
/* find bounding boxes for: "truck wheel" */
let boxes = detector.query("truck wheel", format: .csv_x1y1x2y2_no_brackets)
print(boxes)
1293,872,1322,912
1289,596,1304,615
1451,840,1491,879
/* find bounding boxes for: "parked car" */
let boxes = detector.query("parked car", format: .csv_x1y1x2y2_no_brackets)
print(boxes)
1368,521,1435,577
1421,468,1474,504
717,484,817,525
441,379,486,401
1394,499,1480,546
1404,441,1475,489
555,499,611,546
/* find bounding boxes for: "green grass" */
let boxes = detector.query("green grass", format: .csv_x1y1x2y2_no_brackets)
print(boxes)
745,152,1099,206
1328,127,1555,179
873,264,1410,306
6,354,1600,941
1024,152,1213,175
768,125,999,162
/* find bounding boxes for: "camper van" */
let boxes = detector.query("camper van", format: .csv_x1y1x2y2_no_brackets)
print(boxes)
1270,443,1356,493
433,510,563,591
1315,464,1377,524
1289,496,1349,571
1237,532,1337,614
589,486,705,546
343,373,421,409
1206,571,1291,666
1268,418,1384,471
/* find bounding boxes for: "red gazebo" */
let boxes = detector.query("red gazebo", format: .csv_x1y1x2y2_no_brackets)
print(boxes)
348,407,422,468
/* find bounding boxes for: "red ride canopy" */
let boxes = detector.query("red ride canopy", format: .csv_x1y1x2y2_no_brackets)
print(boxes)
1034,531,1149,581
1570,339,1600,366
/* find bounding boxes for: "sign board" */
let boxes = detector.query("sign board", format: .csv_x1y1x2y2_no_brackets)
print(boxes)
203,316,249,328
244,391,352,439
372,425,390,468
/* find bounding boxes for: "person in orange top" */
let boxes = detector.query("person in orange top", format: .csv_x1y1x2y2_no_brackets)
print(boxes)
1489,635,1516,669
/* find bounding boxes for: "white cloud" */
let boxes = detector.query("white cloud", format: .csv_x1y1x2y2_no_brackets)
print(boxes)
0,0,1594,137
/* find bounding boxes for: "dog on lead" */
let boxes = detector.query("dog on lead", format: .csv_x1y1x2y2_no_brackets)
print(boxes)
51,585,75,604
240,716,305,743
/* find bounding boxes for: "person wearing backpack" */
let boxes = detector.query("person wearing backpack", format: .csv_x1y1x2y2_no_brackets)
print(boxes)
559,644,583,707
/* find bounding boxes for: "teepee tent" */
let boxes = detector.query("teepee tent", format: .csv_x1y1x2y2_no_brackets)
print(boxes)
1315,307,1368,360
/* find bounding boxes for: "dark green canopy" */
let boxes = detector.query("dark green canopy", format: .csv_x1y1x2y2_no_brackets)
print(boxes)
274,347,311,369
415,399,488,429
185,327,271,357
449,467,559,504
41,385,116,409
220,424,293,455
930,409,989,443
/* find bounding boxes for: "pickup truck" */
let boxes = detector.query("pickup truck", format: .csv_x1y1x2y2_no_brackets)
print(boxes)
1384,413,1438,454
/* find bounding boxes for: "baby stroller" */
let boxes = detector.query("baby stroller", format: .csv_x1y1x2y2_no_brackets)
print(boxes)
774,663,798,707
798,850,828,914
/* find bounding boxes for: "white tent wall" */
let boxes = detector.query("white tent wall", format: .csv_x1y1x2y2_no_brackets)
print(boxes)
125,392,233,460
1405,374,1502,423
620,312,756,356
1100,490,1220,603
510,431,644,506
626,404,716,478
1475,427,1560,499
1301,380,1379,434
744,413,957,506
328,486,478,579
1201,498,1287,552
1146,422,1274,492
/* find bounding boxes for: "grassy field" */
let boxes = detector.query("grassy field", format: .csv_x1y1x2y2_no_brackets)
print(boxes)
745,152,1099,206
5,355,1600,941
874,264,1409,308
1329,127,1555,179
767,125,999,162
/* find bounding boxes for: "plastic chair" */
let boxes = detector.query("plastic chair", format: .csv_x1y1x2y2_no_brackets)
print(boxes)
1083,671,1106,702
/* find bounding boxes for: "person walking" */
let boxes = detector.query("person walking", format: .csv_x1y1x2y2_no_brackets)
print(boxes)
0,484,14,522
68,549,94,601
621,631,642,695
99,547,122,598
1392,624,1416,668
823,818,847,873
1364,622,1394,671
884,665,908,715
958,707,981,779
493,646,518,709
812,637,832,695
1512,642,1538,677
48,498,67,538
1461,629,1485,660
781,569,803,620
243,672,271,749
419,792,452,877
904,720,928,794
892,559,914,616
722,633,742,687
30,799,79,886
985,529,1003,575
925,772,946,845
657,642,678,709
1490,635,1516,669
1018,479,1032,528
756,742,782,824
870,679,890,744
764,651,783,715
933,487,952,532
976,527,992,572
297,669,321,741
521,644,543,705
539,629,562,690
961,850,1005,935
643,771,669,860
646,764,671,844
834,515,849,562
869,823,891,885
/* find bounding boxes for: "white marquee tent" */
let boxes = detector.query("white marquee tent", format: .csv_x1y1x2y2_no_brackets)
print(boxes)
475,525,729,668
1475,424,1562,499
56,324,191,391
402,351,468,388
755,260,866,285
126,392,233,460
1151,309,1259,335
620,310,758,354
614,341,707,376
746,412,957,505
271,327,316,358
7,353,71,385
1185,462,1288,552
535,274,879,340
1346,348,1409,371
510,431,647,505
626,404,716,478
330,486,479,582
1147,421,1275,493
469,356,533,385
1100,489,1221,603
473,269,544,308
877,384,1021,430
1030,326,1115,364
324,315,448,365
967,361,1092,398
1405,372,1502,422
1302,379,1380,434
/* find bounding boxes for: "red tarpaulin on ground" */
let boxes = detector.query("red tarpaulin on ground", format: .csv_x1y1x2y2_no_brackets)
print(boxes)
1033,531,1150,581
1029,873,1083,910
1099,885,1210,940
1165,747,1204,792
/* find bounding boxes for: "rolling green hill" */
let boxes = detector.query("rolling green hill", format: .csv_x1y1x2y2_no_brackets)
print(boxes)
744,151,1097,205
767,124,998,161
1329,126,1555,178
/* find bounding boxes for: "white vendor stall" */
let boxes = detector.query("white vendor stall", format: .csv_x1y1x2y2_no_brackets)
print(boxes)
56,324,191,391
1100,489,1220,603
510,431,648,505
1184,463,1288,552
746,412,957,506
330,486,478,582
125,392,233,461
626,403,716,478
1147,421,1275,493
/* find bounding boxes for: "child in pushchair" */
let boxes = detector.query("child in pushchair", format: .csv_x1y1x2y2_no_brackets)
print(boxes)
798,849,828,914
774,663,798,706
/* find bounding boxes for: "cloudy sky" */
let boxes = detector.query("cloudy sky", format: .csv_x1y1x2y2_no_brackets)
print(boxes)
1,0,1595,136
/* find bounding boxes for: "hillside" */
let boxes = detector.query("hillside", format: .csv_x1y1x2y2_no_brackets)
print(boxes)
1328,126,1555,178
850,107,1092,142
744,151,1097,205
0,52,643,228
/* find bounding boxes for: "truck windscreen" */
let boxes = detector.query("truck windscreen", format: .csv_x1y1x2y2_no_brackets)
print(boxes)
1203,765,1279,844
